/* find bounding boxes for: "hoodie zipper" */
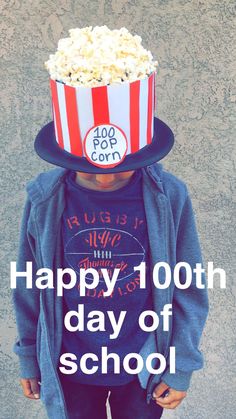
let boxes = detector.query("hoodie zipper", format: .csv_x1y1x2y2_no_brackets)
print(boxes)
35,199,69,419
41,290,69,419
144,165,172,403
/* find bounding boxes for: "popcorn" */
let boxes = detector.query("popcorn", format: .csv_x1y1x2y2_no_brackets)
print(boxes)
45,26,158,87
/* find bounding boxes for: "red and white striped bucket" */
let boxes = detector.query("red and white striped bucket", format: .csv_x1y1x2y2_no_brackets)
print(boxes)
50,72,156,169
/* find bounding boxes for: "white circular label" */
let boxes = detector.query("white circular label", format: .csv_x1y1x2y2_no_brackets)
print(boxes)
84,124,128,168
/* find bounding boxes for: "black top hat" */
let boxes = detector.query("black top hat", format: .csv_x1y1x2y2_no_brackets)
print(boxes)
34,117,174,173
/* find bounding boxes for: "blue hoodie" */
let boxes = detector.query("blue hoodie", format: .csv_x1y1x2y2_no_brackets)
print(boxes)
12,164,209,419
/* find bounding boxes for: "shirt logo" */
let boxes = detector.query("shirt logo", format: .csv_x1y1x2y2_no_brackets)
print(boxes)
65,227,145,282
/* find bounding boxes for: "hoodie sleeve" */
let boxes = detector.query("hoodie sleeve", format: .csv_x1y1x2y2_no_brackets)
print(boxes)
161,192,209,391
12,198,41,379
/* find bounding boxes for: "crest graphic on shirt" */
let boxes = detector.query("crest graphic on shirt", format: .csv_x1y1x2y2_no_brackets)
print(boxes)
65,227,145,282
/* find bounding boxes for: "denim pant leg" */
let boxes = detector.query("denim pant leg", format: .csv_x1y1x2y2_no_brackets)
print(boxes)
109,378,163,419
60,376,109,419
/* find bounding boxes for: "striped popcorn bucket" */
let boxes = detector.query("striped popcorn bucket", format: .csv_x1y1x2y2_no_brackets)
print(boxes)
50,72,156,169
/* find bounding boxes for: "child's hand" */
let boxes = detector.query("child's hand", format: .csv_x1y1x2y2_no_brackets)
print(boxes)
20,378,41,400
152,381,187,409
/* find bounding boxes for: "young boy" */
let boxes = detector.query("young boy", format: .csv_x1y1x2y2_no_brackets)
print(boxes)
12,27,209,419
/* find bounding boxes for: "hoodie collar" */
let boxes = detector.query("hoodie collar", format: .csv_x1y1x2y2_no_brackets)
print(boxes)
26,164,164,205
26,168,68,205
142,164,164,194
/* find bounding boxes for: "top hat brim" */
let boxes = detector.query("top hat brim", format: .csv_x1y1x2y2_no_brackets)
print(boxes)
34,117,174,173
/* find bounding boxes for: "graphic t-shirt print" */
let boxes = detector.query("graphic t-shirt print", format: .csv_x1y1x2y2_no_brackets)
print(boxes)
65,215,145,298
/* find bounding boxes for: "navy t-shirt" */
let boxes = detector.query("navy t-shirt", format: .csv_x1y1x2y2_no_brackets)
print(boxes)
61,170,152,385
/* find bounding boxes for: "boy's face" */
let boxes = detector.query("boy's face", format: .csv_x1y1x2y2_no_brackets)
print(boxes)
75,170,135,191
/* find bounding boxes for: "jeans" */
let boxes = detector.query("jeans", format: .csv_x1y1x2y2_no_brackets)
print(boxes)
60,375,163,419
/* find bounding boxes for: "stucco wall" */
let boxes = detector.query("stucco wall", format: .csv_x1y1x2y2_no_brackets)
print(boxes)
1,1,235,418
